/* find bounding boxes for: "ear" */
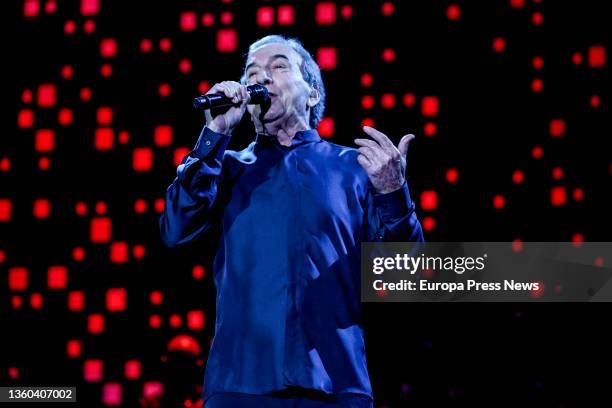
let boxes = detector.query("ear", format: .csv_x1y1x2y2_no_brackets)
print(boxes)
307,86,320,108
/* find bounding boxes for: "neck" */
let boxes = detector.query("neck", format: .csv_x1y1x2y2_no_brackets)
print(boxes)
260,116,310,146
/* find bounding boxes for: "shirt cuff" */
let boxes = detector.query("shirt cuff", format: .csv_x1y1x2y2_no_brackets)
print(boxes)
373,181,415,222
192,126,231,159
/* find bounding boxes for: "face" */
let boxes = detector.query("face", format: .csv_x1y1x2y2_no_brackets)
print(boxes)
244,43,318,130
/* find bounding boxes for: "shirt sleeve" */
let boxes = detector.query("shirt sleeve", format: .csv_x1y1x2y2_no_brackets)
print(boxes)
159,126,231,247
364,181,424,242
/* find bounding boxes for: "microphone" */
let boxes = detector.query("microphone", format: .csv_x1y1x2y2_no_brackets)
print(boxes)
193,84,270,110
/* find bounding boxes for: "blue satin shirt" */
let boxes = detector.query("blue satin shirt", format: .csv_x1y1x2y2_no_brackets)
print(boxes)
160,126,424,403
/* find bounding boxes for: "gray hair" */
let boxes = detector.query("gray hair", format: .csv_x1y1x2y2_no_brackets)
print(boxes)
240,35,326,129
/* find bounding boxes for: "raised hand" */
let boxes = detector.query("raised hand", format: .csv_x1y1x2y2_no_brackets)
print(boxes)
355,126,415,194
204,81,250,135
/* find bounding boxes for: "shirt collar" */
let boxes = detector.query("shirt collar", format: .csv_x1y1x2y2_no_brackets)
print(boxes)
255,129,321,148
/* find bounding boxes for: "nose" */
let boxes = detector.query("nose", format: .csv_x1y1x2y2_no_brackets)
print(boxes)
256,70,272,85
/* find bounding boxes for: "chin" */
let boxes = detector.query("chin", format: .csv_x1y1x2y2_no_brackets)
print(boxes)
261,111,284,124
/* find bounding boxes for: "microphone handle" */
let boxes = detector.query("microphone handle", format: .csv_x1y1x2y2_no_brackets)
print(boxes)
193,94,233,109
193,84,269,110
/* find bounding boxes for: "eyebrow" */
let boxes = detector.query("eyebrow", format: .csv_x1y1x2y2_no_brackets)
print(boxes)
245,54,291,72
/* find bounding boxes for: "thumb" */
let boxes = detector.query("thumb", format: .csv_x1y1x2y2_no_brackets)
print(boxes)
398,133,415,157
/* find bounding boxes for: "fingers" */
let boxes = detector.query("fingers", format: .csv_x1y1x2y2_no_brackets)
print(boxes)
362,126,398,157
398,134,415,157
357,154,372,169
357,146,383,167
208,81,249,105
354,138,380,150
240,86,250,105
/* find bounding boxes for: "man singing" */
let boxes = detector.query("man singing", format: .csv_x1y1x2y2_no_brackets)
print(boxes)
160,35,424,407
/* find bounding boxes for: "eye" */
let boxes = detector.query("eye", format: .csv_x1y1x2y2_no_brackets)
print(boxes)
272,64,287,69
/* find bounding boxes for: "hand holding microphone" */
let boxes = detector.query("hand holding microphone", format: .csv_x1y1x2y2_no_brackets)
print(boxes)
195,82,270,135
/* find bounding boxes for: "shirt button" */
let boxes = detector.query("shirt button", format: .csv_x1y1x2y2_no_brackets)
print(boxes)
205,140,211,146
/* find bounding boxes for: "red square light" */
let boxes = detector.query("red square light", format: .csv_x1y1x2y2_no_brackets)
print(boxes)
84,359,103,382
143,382,164,398
424,122,437,137
316,2,336,25
0,199,13,222
549,118,565,137
217,29,237,53
58,108,73,126
551,186,567,206
381,48,396,62
277,5,295,25
340,4,353,19
420,191,438,210
446,168,459,183
125,360,142,380
24,0,39,17
91,217,112,243
381,93,396,109
37,84,56,107
492,37,506,53
201,12,214,27
80,0,99,16
35,129,55,152
68,290,85,311
180,11,197,32
88,314,105,334
360,73,373,87
361,95,374,110
106,288,127,312
140,39,152,53
67,339,81,358
134,199,148,214
446,4,461,20
9,267,28,291
18,109,34,128
588,45,606,68
422,216,436,231
30,293,44,309
220,11,233,25
317,47,337,70
173,147,190,167
421,96,439,117
102,383,122,406
95,128,114,150
97,107,113,125
133,148,153,172
192,265,205,279
100,38,117,58
493,194,505,209
154,198,165,213
198,81,210,94
44,0,56,13
149,291,163,305
33,198,50,219
256,6,274,27
187,310,205,330
317,117,334,138
403,93,416,107
110,241,129,263
48,265,67,289
133,244,145,259
154,125,173,146
159,84,172,99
